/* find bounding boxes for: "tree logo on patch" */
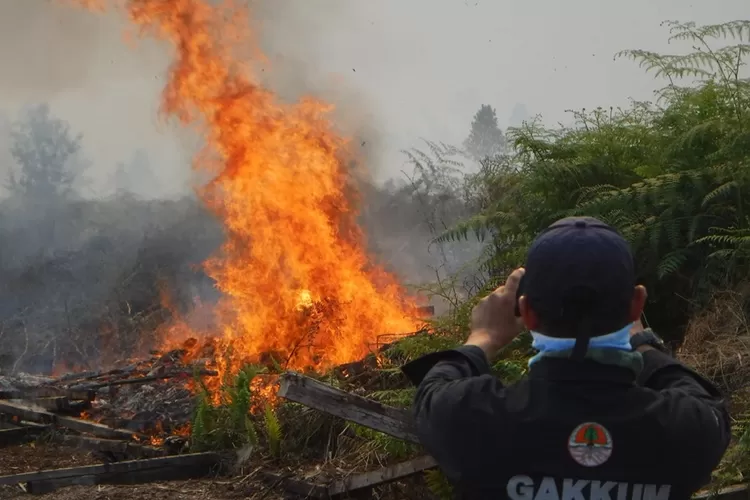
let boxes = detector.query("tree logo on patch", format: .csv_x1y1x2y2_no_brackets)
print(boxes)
568,422,613,467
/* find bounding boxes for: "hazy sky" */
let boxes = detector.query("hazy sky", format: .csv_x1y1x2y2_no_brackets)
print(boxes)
0,0,747,194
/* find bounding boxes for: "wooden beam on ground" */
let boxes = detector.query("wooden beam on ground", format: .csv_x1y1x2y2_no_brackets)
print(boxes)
0,400,147,441
56,415,146,441
266,456,438,499
328,455,437,497
16,396,90,414
0,425,50,447
0,452,221,492
0,400,56,424
0,388,95,401
261,472,330,499
277,372,418,443
69,369,218,391
23,396,71,412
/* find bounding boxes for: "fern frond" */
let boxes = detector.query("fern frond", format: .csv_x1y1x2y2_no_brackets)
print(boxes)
434,211,514,243
425,469,454,500
657,250,690,278
702,181,738,207
263,404,282,458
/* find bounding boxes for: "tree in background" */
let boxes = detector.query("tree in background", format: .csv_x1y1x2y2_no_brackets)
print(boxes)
411,22,750,492
5,103,87,201
509,103,531,127
112,148,162,198
463,104,506,161
441,20,750,339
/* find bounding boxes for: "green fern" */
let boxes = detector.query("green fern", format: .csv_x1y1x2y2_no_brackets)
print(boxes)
387,333,461,361
656,250,690,278
351,424,417,459
263,404,282,458
369,388,415,408
424,469,454,500
189,362,267,452
190,389,213,452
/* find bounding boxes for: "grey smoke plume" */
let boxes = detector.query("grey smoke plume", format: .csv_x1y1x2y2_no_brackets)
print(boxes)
0,0,482,374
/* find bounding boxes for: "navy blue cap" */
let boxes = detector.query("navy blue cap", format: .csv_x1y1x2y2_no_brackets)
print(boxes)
522,216,635,358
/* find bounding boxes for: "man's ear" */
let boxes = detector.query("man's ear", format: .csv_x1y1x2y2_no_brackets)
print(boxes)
628,285,647,323
519,296,539,331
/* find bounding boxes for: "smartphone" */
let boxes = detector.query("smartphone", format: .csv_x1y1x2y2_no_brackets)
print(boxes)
514,272,526,317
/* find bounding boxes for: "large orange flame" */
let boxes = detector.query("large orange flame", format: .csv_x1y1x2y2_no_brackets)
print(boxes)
68,0,421,377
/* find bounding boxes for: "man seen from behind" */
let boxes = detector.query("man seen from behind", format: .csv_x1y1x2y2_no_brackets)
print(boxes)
402,216,731,500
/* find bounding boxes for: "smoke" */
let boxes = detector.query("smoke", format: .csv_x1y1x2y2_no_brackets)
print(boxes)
247,0,485,297
0,0,482,374
0,1,216,374
249,0,387,181
0,0,193,200
0,1,103,99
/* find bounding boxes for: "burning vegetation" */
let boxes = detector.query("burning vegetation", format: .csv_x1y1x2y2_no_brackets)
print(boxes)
63,0,424,386
0,2,436,497
2,4,750,499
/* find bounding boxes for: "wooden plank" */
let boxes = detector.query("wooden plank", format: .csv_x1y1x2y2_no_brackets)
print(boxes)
17,396,90,414
0,425,49,447
277,372,418,443
328,455,437,496
53,434,167,459
0,452,220,486
0,388,95,401
25,463,217,494
56,415,146,441
260,472,329,499
694,484,749,500
0,400,56,424
69,369,218,391
24,396,71,412
0,420,22,430
0,400,147,441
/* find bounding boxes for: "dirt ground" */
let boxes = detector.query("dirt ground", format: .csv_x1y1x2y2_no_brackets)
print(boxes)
0,443,290,500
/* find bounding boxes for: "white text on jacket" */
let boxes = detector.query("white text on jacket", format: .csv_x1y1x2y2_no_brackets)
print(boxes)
507,475,671,500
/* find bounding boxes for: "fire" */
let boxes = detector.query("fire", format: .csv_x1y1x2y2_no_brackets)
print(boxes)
68,0,421,383
295,289,314,311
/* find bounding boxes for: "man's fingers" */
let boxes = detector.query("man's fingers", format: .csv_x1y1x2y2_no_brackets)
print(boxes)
503,267,525,295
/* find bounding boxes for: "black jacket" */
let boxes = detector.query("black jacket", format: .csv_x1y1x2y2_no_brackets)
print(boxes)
402,344,731,500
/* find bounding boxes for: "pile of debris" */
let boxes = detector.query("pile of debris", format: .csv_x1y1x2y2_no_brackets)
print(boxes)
0,330,438,498
1,323,749,499
0,352,218,494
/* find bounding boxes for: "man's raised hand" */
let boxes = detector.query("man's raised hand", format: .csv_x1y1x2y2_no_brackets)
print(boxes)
466,267,526,359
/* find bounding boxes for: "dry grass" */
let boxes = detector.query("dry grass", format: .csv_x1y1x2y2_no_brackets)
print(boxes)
678,289,750,487
679,290,750,403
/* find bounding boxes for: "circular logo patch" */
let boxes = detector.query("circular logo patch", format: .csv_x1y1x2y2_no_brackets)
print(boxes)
567,422,613,467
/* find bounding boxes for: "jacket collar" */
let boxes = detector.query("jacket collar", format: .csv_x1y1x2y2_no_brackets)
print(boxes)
528,348,642,384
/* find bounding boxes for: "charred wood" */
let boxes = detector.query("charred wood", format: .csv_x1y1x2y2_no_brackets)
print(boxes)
0,425,50,447
327,455,437,497
0,388,95,401
0,400,148,441
277,372,418,443
0,452,221,493
68,369,217,391
51,434,167,460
